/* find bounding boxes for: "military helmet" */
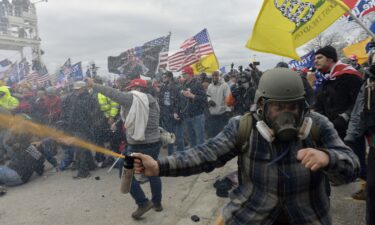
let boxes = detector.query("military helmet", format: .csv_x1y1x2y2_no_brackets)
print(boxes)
254,68,305,104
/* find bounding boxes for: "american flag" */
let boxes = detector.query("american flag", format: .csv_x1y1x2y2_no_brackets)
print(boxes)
143,33,170,69
25,64,50,84
168,29,214,71
342,0,375,19
108,34,171,77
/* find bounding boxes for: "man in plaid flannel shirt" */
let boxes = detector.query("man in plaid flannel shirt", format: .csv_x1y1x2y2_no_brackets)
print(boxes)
132,68,360,225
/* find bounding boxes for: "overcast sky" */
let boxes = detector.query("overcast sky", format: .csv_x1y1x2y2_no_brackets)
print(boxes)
33,0,286,76
2,0,359,77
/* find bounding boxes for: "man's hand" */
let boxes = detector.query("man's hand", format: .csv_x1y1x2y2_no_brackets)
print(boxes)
173,113,180,121
85,77,95,88
208,100,216,107
182,90,195,99
131,153,160,177
297,148,330,171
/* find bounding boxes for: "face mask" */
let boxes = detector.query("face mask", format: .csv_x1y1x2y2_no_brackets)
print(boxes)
270,111,298,142
256,117,312,143
256,112,312,142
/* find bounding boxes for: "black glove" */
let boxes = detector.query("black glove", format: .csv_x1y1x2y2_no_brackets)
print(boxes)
208,100,216,107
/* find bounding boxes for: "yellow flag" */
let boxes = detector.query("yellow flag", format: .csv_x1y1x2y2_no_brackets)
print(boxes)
343,37,372,65
246,0,349,60
190,53,219,74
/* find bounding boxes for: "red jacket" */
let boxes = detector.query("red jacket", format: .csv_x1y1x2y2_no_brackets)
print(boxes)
41,95,61,123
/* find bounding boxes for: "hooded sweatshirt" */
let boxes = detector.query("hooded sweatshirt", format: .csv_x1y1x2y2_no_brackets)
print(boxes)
0,86,19,110
207,78,231,115
92,84,160,145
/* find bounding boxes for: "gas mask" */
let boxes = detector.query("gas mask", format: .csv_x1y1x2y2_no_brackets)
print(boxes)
255,102,312,142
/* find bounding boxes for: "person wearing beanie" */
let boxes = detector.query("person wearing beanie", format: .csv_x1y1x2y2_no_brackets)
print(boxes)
314,45,366,201
313,45,362,137
315,45,338,63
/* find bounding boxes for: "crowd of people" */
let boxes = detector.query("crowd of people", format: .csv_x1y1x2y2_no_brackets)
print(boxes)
0,42,374,224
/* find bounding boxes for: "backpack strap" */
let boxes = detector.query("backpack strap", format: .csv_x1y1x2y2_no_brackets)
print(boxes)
310,122,321,148
235,112,253,185
235,112,253,152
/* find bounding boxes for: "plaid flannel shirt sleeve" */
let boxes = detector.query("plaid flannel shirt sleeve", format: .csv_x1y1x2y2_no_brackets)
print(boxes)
158,117,241,177
312,112,360,185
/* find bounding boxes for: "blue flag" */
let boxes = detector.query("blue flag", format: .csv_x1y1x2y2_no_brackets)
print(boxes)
6,63,19,86
220,66,226,74
370,20,375,34
0,59,11,67
288,50,315,71
70,62,83,81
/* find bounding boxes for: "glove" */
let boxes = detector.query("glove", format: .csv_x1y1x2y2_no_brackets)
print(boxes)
208,100,216,107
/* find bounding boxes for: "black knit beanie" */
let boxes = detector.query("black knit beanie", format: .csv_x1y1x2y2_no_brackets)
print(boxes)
315,45,338,62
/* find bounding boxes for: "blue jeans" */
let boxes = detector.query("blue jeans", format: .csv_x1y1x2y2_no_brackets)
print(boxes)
206,113,229,138
174,122,185,152
59,147,75,170
40,138,58,167
0,166,23,186
183,114,205,148
161,115,177,155
127,142,162,207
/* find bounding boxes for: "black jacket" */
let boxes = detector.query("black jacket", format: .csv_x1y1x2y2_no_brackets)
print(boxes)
7,133,45,183
314,73,362,137
158,82,180,120
60,91,104,140
178,78,207,119
231,84,255,115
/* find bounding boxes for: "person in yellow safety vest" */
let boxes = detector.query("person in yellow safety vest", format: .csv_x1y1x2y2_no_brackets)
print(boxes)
97,92,119,123
92,76,120,168
0,86,19,111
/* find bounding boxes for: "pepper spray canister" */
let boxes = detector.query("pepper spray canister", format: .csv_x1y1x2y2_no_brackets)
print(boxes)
120,153,134,194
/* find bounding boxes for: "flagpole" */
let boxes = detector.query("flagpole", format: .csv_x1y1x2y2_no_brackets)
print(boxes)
329,0,375,39
204,28,220,73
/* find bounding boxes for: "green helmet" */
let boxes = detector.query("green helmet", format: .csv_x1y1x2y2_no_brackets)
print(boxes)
254,68,305,104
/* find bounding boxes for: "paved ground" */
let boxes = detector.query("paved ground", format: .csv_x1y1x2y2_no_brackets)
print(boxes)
0,149,367,225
